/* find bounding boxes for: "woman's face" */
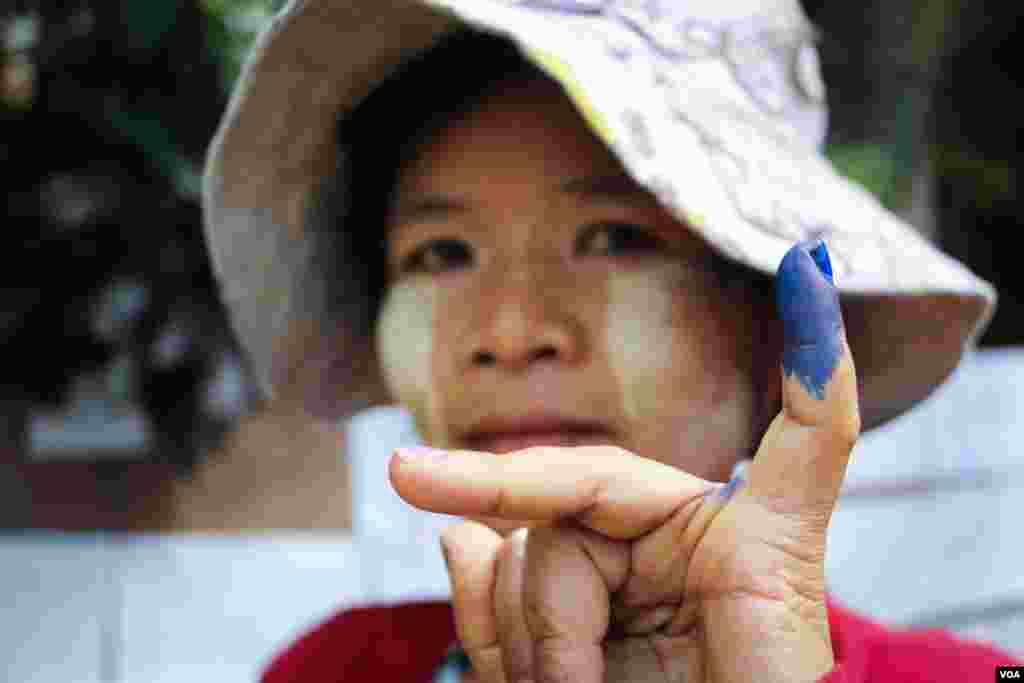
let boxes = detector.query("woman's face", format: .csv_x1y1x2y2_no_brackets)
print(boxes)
376,75,780,524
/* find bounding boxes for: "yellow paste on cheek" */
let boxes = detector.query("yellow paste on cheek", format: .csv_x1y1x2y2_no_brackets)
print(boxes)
375,280,450,447
605,265,682,424
606,261,762,480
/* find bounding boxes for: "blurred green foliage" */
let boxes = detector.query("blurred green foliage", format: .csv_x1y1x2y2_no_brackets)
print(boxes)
201,0,283,86
123,0,182,47
90,0,283,199
824,140,1017,214
825,143,902,211
932,143,1016,211
106,108,203,197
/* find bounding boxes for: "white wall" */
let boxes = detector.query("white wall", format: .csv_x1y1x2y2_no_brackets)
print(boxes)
3,349,1023,682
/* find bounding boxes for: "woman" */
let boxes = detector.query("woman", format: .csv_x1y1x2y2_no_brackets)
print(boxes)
201,1,1021,680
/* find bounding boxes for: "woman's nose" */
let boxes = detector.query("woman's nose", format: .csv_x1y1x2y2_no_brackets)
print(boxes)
463,267,583,371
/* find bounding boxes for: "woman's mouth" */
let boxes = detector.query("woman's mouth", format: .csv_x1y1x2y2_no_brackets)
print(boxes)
469,430,614,454
463,415,613,454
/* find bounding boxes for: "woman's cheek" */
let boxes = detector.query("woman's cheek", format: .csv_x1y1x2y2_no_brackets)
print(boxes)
604,262,748,477
605,265,682,425
375,280,450,447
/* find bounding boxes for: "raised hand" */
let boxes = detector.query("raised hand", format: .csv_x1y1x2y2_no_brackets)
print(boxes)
390,240,859,683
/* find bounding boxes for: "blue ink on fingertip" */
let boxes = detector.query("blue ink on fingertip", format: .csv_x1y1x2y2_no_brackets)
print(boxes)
775,240,843,401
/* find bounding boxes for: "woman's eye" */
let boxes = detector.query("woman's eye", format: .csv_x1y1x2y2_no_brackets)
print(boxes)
400,238,473,274
576,222,667,257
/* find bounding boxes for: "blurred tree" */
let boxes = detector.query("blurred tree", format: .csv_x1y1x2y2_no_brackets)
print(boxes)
805,0,1024,349
1,0,264,479
807,0,966,235
933,3,1023,347
201,0,281,86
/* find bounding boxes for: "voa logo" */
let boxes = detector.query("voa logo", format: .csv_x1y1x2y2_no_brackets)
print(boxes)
999,670,1021,679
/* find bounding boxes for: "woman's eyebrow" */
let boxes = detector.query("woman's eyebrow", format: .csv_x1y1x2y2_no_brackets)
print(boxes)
390,195,468,227
390,173,656,227
560,173,660,208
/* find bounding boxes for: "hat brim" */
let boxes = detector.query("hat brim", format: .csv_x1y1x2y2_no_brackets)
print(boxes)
202,0,996,430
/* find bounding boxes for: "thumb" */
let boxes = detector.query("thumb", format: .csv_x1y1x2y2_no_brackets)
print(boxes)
748,239,861,518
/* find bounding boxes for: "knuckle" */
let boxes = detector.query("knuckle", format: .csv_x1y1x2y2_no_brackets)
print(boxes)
496,530,528,566
488,480,510,517
441,520,479,547
522,522,580,559
524,596,567,641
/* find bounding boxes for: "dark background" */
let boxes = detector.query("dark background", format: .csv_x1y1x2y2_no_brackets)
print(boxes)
1,1,1020,524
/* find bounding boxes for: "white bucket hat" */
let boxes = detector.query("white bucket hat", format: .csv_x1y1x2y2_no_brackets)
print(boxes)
202,0,996,431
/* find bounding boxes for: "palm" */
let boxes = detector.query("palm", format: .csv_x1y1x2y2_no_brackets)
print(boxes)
674,494,831,683
553,478,829,683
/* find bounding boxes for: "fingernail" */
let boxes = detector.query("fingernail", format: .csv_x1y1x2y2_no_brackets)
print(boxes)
808,239,834,283
775,240,844,401
396,446,449,461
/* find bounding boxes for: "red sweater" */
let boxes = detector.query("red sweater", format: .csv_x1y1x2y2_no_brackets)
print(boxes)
260,595,1021,682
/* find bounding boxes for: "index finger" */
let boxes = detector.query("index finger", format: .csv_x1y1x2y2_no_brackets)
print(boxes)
388,445,715,539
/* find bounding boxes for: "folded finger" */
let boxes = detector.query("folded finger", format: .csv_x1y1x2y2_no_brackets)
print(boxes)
494,529,534,683
524,525,627,683
441,520,507,683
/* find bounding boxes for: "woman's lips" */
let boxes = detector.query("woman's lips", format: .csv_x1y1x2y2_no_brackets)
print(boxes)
467,429,613,454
